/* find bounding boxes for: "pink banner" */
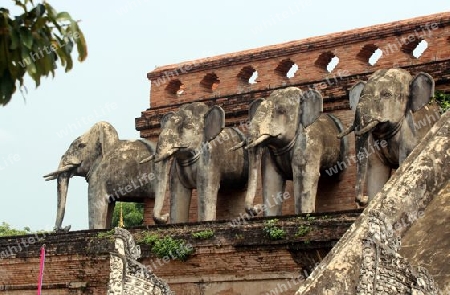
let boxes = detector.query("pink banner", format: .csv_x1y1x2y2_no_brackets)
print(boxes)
37,245,45,295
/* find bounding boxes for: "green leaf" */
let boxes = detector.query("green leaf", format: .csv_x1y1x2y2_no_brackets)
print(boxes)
0,70,14,105
20,28,33,49
75,29,87,61
56,11,72,22
35,3,45,17
9,26,19,50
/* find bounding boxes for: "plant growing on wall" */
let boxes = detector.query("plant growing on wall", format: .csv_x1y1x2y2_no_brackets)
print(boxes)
263,219,286,240
191,229,215,240
138,232,194,261
295,224,311,238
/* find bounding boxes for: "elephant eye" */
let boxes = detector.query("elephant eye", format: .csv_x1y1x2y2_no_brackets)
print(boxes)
276,107,286,114
78,143,86,148
380,90,392,99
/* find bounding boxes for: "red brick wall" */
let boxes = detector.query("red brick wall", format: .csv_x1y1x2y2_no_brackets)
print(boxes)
0,213,359,295
0,231,111,294
138,12,450,225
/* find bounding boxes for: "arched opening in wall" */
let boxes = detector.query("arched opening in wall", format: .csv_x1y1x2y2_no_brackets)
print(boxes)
238,66,258,84
286,64,298,78
200,73,220,91
249,71,258,84
412,40,428,58
401,38,428,59
357,44,383,66
165,79,185,96
275,59,298,78
369,49,383,65
327,56,339,72
315,52,339,73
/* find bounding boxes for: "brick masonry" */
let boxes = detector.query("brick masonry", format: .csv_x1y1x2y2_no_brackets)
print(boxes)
0,212,359,294
137,12,450,225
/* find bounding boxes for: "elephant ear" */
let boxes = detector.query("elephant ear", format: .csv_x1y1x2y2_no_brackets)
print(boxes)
409,72,435,112
249,98,264,120
300,89,323,127
349,81,366,111
96,122,119,154
204,106,225,141
160,112,175,128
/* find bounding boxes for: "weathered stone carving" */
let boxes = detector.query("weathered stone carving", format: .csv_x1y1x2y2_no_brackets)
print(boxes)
338,69,440,206
295,111,450,295
235,87,347,215
108,227,173,295
145,102,248,223
358,211,440,295
44,122,156,230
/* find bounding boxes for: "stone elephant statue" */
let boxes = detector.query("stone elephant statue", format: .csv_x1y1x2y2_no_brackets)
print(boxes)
235,87,347,216
44,121,156,230
338,68,440,205
145,102,248,224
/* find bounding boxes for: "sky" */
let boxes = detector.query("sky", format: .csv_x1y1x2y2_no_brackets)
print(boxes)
0,0,448,231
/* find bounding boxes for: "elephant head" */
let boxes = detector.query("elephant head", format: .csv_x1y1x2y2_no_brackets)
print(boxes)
43,121,119,231
338,69,435,205
244,87,323,214
152,102,225,223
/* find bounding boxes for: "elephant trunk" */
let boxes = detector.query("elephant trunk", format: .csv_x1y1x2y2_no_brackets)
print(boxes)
55,172,71,232
355,132,369,206
244,146,262,216
153,157,170,224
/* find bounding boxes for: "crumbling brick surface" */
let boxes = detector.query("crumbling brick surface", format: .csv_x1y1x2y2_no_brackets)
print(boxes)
0,212,359,294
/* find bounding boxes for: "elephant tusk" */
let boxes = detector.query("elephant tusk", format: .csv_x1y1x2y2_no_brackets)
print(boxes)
355,121,379,136
43,164,77,180
44,175,57,181
139,155,155,164
245,134,271,150
154,154,170,163
154,149,179,163
337,124,354,139
229,141,245,151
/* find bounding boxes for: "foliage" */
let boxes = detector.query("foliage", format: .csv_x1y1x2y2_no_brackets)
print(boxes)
151,236,193,261
295,224,311,238
0,221,32,236
191,229,215,240
0,0,87,105
434,91,450,112
138,232,159,245
139,232,193,261
97,228,115,239
263,219,286,240
296,213,316,222
111,202,144,228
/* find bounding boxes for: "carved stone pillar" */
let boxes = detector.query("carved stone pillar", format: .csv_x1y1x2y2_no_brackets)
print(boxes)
107,228,173,295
